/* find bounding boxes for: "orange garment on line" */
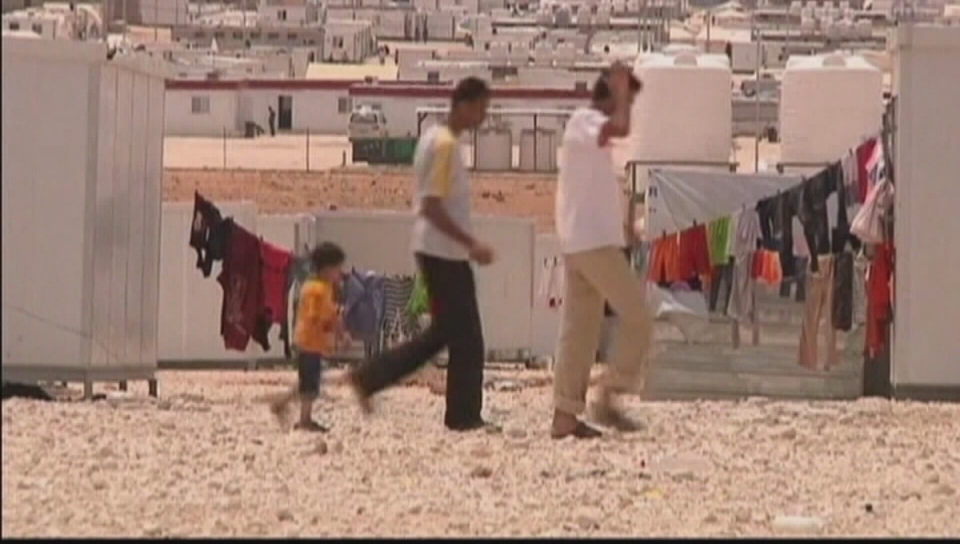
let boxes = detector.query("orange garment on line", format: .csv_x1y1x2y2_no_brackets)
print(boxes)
646,234,680,283
751,249,783,286
646,224,712,284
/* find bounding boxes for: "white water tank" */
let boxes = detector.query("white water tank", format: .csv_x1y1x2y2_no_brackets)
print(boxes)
631,52,732,165
780,53,883,164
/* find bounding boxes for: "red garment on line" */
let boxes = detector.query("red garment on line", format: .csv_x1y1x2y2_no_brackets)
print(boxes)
677,224,711,280
855,138,878,204
217,223,262,352
259,241,292,325
865,241,894,358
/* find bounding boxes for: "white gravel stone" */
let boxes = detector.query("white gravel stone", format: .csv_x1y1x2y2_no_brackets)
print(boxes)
2,370,958,537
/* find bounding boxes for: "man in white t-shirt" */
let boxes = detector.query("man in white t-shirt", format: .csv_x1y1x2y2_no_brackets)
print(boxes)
349,77,497,432
551,63,654,439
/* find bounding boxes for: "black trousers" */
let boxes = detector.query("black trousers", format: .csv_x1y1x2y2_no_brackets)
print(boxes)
353,253,484,429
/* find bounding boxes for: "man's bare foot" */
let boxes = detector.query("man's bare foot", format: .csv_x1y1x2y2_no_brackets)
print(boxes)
551,410,603,440
293,420,329,433
591,394,644,433
348,369,373,416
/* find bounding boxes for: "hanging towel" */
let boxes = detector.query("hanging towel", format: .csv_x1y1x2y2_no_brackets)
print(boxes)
406,272,430,317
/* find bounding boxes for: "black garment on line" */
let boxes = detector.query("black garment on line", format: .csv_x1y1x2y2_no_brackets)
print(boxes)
779,256,807,302
756,198,779,251
776,186,802,277
709,258,735,313
352,253,484,430
832,161,862,254
190,192,231,278
832,251,854,332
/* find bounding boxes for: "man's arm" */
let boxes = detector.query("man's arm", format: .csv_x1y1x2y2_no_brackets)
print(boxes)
420,136,476,250
598,98,632,147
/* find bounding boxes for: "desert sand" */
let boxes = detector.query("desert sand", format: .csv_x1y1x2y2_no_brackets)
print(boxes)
3,370,959,538
164,166,560,232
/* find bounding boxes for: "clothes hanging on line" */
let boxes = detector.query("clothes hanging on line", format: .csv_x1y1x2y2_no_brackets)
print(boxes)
798,254,839,370
217,221,266,352
855,136,886,204
752,249,783,287
646,225,710,286
779,255,808,302
726,207,761,324
707,217,732,267
342,269,385,344
406,272,430,318
189,192,229,278
257,240,293,356
865,242,894,359
831,251,855,332
189,193,297,355
380,274,417,352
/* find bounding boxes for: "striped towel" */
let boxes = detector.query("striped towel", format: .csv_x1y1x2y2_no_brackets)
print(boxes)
380,275,417,350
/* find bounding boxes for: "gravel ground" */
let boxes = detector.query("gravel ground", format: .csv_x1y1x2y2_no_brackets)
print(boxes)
2,370,958,538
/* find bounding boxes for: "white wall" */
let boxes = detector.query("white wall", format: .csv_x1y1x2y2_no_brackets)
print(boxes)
139,0,189,26
164,87,351,136
164,89,239,136
531,234,563,357
310,210,535,356
891,24,960,391
1,38,164,379
164,86,579,138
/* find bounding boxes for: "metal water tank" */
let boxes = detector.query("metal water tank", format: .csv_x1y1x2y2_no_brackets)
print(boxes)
519,129,558,172
474,128,513,171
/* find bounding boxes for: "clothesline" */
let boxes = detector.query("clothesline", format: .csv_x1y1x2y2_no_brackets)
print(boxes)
645,131,888,239
640,132,894,367
187,192,428,357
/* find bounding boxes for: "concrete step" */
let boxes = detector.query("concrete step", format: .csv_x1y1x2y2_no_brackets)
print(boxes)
644,364,861,401
654,342,861,375
640,338,862,400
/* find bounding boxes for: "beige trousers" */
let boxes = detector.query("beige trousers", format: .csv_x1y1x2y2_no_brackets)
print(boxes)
798,254,839,370
554,246,654,415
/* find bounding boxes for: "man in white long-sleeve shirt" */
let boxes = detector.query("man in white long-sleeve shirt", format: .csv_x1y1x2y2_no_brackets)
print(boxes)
551,63,654,439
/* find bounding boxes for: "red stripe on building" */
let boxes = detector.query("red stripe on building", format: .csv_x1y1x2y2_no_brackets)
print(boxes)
164,79,591,99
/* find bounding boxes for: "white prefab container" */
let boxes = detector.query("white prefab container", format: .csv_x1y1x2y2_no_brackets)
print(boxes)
891,24,960,397
1,38,165,397
530,234,563,358
475,128,513,171
307,211,535,359
379,11,409,40
780,54,884,164
631,52,732,173
519,129,558,172
426,12,457,41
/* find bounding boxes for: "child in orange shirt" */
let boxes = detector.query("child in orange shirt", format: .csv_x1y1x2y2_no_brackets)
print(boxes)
270,242,347,432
